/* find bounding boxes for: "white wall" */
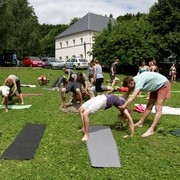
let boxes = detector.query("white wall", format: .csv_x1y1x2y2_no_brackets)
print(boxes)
55,31,96,62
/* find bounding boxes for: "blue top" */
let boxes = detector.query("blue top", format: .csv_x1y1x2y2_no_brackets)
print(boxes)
96,64,103,79
133,72,167,92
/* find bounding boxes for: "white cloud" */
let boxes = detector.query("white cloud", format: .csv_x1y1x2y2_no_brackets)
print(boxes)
28,0,158,25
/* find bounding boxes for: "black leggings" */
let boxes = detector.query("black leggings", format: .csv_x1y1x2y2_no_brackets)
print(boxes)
95,78,104,92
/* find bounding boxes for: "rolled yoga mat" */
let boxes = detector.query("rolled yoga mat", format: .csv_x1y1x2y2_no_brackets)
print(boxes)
86,126,121,168
2,123,46,160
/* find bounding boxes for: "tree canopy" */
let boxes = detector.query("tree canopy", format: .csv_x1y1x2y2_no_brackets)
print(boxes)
0,0,179,67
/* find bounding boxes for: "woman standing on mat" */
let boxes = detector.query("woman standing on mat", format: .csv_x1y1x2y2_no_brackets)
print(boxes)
4,75,24,104
79,94,134,141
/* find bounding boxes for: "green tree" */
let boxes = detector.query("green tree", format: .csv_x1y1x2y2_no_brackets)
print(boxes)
39,24,69,57
0,0,9,51
1,0,40,58
93,15,157,67
148,0,180,60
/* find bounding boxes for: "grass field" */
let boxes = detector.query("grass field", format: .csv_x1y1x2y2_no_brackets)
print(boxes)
0,67,180,180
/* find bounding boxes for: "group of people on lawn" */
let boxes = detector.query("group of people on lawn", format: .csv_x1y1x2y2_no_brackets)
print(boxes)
1,58,171,142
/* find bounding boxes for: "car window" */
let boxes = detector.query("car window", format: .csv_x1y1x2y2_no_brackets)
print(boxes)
31,57,41,61
79,59,87,62
67,60,70,62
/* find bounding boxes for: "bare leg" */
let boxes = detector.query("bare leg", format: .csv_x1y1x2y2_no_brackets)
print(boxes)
75,88,82,106
3,95,8,112
82,109,90,141
142,99,164,137
19,93,24,104
61,88,67,108
78,106,85,133
106,86,114,94
135,99,156,128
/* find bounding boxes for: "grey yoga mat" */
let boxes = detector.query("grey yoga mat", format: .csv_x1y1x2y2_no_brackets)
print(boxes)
2,123,46,160
86,126,121,168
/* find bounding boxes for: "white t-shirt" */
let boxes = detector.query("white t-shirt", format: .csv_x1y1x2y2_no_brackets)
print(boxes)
0,86,10,96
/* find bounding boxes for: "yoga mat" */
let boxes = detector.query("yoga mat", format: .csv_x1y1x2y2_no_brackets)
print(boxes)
42,87,54,91
114,93,146,98
2,123,46,160
86,126,121,168
22,93,43,96
0,104,32,109
135,104,180,115
169,129,180,136
21,84,36,88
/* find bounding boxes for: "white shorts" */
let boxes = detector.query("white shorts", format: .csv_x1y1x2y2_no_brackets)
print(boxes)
82,94,107,113
0,86,10,96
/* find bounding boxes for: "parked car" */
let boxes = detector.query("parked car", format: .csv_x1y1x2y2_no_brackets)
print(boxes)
22,56,45,67
41,57,65,70
65,57,89,69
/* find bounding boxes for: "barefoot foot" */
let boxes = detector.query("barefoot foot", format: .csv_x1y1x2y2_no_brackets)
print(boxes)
134,122,143,128
141,130,154,137
77,128,85,133
82,134,88,141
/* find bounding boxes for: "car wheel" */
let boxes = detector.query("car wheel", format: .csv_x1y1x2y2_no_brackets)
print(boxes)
73,65,76,70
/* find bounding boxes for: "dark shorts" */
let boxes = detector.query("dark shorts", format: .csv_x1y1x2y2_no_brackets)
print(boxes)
65,82,81,93
9,80,22,94
95,78,104,92
110,73,115,81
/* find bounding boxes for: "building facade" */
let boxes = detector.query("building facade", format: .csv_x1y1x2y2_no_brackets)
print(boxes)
55,12,114,62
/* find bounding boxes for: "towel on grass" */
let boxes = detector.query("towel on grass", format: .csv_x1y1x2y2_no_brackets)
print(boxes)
21,84,36,88
0,104,32,109
135,104,180,115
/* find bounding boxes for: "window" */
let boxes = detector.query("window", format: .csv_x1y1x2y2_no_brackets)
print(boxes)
80,38,83,44
80,54,83,58
59,57,62,60
73,39,75,46
66,56,69,60
66,41,68,47
60,42,62,48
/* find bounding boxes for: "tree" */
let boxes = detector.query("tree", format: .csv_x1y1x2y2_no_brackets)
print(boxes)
39,24,69,57
148,0,180,60
93,15,157,67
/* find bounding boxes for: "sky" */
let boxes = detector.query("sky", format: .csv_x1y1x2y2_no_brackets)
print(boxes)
28,0,158,25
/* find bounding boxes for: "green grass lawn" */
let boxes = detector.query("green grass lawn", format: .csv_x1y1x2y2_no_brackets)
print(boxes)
0,67,180,179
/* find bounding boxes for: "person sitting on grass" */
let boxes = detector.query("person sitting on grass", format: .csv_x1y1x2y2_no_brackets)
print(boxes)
61,81,83,108
0,86,10,112
79,94,134,141
38,75,49,86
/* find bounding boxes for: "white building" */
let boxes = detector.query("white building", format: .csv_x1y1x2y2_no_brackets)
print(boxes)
55,12,114,62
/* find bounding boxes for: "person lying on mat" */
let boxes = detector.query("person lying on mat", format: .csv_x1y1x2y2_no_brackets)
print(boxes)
79,94,134,141
4,75,24,104
37,75,49,87
120,72,171,137
0,86,10,112
61,81,83,108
